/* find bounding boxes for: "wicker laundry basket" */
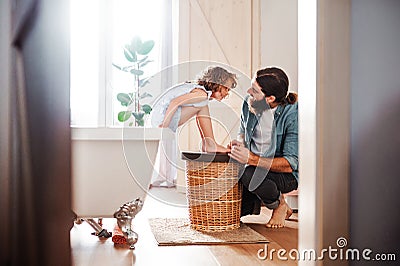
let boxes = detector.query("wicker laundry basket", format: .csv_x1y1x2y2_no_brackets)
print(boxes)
182,152,242,232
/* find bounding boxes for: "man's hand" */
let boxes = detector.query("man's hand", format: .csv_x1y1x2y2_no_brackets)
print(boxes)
228,136,293,172
228,140,256,164
227,139,242,150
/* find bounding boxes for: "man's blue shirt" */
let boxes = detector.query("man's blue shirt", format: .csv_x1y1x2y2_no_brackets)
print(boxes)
239,96,299,180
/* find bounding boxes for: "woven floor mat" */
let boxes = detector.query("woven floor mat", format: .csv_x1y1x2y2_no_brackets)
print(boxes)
148,218,269,246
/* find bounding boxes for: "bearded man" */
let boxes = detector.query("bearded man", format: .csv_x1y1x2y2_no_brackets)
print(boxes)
228,67,298,228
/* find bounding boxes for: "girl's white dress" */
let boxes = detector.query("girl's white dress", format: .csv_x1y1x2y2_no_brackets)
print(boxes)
150,82,211,132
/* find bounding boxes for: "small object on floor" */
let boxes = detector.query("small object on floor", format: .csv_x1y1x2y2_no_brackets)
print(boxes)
97,229,113,238
83,218,112,238
113,199,142,249
112,224,127,245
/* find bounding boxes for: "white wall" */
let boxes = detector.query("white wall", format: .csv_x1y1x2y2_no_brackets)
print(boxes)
298,2,351,265
260,0,298,91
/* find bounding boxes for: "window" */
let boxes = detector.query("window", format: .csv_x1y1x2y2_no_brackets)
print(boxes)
70,0,171,127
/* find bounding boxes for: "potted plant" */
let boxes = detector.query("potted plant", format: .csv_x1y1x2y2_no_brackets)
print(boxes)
112,36,155,126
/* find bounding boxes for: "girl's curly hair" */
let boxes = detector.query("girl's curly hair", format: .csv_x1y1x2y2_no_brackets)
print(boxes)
196,66,237,92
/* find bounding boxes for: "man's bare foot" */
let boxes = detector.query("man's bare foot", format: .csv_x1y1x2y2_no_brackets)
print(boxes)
285,205,293,221
266,195,293,228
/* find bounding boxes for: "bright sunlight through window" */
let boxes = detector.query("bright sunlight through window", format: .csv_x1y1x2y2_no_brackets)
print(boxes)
70,0,163,126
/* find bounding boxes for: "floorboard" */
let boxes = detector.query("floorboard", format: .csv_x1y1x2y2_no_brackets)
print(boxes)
71,187,298,265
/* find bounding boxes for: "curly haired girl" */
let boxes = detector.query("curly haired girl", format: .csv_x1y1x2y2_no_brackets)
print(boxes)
151,66,237,152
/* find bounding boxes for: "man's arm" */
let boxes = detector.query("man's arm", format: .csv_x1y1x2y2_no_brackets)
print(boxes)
229,144,293,173
248,153,293,173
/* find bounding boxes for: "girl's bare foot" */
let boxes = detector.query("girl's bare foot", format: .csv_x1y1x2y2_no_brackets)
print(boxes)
215,144,230,153
266,194,293,228
201,138,229,153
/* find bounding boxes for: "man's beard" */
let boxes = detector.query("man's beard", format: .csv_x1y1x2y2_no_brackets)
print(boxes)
248,97,270,114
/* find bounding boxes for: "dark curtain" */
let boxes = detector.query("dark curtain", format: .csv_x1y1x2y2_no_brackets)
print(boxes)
1,0,72,265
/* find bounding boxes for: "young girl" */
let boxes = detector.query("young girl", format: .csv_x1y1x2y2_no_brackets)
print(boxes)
151,66,237,153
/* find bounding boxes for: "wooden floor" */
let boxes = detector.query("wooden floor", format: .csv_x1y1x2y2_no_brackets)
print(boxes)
71,187,298,266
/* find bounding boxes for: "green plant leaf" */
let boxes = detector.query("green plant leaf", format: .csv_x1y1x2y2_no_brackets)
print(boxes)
112,63,122,70
128,93,140,101
122,65,135,72
139,59,153,68
136,118,144,126
139,78,151,87
138,56,148,64
118,111,131,122
141,104,152,114
124,47,137,62
130,36,142,53
139,92,152,99
117,93,132,106
130,69,144,76
132,112,145,120
129,122,134,127
137,40,155,55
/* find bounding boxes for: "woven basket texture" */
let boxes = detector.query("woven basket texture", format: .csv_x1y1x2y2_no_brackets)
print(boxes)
185,160,242,232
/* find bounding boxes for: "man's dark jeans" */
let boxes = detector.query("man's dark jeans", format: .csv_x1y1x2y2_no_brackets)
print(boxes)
239,165,298,216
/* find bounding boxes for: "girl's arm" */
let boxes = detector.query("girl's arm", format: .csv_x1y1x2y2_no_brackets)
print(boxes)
160,88,207,127
195,105,230,153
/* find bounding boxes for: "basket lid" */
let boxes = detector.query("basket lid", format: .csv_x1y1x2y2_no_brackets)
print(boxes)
181,151,237,163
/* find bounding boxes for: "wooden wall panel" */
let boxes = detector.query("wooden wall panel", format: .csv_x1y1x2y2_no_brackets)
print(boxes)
176,0,259,190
